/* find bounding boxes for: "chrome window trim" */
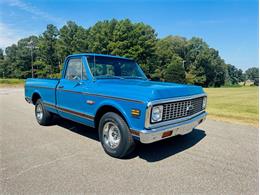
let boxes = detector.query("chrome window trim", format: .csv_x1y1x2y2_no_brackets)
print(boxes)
144,93,207,129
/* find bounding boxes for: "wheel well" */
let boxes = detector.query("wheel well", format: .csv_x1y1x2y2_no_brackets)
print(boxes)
94,105,128,129
32,93,41,105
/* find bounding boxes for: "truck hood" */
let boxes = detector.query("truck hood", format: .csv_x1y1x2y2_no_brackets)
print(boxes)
90,79,205,103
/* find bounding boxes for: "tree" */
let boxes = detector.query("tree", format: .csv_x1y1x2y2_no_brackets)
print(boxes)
38,24,59,76
87,19,117,54
0,19,252,87
163,55,185,83
57,21,88,62
0,49,4,60
16,36,39,78
0,49,6,78
88,19,157,75
245,67,259,85
226,64,245,85
155,36,227,87
150,68,162,81
186,65,206,85
155,36,187,81
155,36,186,62
0,61,4,78
185,39,227,87
4,44,18,78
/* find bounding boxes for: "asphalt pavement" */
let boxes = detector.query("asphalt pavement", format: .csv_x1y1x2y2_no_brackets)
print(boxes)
0,88,258,194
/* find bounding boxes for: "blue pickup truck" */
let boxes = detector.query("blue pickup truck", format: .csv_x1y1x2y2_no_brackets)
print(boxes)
25,53,207,158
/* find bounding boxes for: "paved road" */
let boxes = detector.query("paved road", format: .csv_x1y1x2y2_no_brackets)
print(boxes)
0,88,258,194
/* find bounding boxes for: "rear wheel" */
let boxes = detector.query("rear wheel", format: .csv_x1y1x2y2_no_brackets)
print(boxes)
98,112,135,158
35,99,53,125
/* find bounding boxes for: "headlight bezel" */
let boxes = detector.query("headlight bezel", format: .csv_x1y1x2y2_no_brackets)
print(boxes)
151,105,163,123
202,96,207,109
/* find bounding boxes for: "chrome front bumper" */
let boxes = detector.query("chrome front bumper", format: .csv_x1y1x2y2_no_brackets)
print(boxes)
138,112,207,144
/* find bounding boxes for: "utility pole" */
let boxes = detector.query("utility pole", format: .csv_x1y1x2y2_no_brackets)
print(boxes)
27,40,35,78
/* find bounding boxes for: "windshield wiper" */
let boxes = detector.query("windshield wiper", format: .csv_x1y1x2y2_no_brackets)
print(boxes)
122,76,147,80
95,75,125,80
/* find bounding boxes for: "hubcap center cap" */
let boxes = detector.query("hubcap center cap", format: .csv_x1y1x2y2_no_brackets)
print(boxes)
36,104,43,120
103,122,121,149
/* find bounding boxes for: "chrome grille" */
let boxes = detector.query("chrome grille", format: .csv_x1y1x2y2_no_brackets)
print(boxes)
162,97,204,122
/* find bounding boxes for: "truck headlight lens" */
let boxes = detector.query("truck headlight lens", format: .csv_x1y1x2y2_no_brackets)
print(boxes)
202,96,207,109
151,105,163,122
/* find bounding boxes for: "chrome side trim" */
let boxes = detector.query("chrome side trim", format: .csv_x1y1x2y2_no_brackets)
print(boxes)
43,101,95,121
43,102,56,109
57,106,94,121
57,88,144,104
27,85,144,104
144,93,207,129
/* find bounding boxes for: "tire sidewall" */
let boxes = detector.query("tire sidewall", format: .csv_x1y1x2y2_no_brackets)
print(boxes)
99,112,132,158
35,99,50,125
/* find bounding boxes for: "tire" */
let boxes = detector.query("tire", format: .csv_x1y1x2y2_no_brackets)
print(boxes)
98,112,136,158
35,99,53,126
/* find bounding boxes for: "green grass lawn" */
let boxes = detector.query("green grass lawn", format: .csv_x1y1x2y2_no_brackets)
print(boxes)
0,79,24,87
204,87,259,126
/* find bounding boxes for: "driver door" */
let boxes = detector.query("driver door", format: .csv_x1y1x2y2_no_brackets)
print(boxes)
56,57,89,122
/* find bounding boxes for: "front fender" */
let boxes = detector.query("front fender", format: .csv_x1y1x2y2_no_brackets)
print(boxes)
95,99,133,128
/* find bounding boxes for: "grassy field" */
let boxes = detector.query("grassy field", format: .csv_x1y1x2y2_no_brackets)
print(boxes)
204,87,259,127
0,79,24,87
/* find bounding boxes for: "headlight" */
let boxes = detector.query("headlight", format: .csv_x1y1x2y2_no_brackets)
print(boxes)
151,105,163,122
202,96,207,109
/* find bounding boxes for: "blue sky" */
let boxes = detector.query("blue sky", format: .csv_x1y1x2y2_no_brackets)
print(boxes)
0,0,258,70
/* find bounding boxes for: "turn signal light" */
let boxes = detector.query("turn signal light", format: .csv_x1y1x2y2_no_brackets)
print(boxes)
131,109,140,117
162,131,173,138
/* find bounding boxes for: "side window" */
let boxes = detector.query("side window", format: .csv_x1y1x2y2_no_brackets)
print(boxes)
82,65,88,80
65,58,88,80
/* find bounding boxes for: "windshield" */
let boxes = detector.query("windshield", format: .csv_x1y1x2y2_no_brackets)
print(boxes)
86,55,147,80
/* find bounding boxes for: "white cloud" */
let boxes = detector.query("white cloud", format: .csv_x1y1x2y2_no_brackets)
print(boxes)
0,0,65,48
0,22,22,48
3,0,64,24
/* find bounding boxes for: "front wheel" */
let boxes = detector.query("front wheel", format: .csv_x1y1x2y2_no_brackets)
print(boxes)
98,112,136,158
35,99,53,126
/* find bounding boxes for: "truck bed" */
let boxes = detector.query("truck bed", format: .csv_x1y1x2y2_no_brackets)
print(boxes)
25,78,60,111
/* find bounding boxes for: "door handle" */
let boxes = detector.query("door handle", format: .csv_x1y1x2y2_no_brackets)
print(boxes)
58,85,64,89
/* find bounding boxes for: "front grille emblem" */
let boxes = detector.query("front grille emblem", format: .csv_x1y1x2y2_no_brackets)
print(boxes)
186,105,194,111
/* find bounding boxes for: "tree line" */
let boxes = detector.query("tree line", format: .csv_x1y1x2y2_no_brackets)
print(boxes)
0,19,258,87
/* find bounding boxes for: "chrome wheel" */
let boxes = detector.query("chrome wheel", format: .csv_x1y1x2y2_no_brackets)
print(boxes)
102,122,121,149
36,103,43,121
